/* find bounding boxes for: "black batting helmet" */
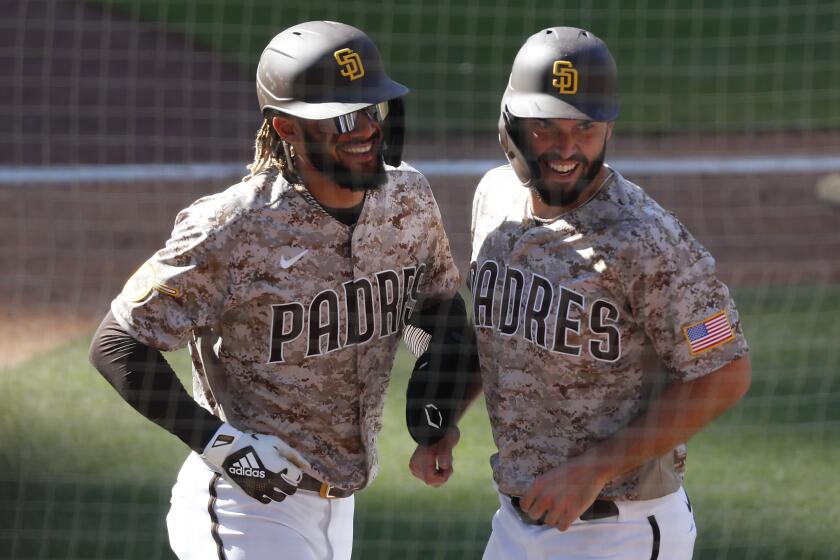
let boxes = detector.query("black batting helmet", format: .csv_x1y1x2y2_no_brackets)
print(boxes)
499,27,619,187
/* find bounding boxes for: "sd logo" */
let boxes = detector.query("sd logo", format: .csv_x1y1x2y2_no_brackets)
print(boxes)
552,60,578,94
122,262,181,302
334,48,365,81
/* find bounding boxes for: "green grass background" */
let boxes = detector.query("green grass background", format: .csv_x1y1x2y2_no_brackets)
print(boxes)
86,0,840,135
2,284,840,559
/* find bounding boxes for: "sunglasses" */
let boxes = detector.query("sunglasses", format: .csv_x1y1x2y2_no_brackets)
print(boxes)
316,101,390,135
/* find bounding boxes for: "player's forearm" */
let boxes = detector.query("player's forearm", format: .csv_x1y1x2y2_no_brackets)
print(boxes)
583,355,752,486
89,311,222,452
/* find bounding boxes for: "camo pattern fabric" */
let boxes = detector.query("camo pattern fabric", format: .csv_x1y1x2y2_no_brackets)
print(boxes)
469,165,748,500
112,163,460,490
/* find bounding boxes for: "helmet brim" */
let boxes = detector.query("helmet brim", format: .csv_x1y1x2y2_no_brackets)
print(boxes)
505,91,606,122
261,80,409,120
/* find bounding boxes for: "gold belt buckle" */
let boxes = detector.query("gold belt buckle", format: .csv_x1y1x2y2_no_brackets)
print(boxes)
319,482,338,499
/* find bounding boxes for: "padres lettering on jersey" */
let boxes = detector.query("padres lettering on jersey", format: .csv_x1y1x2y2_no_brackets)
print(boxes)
470,165,749,500
268,264,425,363
112,164,461,490
468,261,620,362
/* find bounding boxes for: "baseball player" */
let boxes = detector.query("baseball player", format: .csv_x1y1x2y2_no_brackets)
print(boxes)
89,21,477,560
468,27,752,559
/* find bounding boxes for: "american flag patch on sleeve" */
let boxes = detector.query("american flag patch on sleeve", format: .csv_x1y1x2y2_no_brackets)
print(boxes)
683,311,735,355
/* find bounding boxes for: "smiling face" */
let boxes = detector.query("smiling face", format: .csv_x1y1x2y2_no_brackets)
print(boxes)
300,109,388,192
519,118,613,207
274,108,388,193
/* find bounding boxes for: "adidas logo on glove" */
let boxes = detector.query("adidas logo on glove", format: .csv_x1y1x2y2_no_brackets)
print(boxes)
227,452,267,479
202,423,308,504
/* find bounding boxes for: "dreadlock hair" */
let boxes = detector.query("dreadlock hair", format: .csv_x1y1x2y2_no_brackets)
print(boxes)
243,112,291,181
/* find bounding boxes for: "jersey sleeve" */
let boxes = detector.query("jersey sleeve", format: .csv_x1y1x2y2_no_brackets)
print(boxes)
628,211,749,382
415,174,461,302
470,168,496,250
470,173,485,247
111,200,233,351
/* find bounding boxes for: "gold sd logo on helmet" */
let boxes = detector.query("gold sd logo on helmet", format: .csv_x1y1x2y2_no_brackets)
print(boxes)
552,60,578,94
334,48,365,80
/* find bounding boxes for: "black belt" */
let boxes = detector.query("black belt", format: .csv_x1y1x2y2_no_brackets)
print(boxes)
298,473,354,499
509,496,618,525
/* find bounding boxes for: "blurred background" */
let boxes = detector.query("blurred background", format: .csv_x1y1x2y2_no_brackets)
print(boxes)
1,1,839,558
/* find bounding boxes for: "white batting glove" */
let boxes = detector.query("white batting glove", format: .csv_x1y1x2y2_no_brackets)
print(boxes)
201,423,310,504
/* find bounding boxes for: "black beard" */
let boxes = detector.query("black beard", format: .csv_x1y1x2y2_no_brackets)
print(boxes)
302,129,387,192
532,142,607,207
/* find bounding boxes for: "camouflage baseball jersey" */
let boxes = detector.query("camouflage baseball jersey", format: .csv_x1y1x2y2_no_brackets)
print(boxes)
470,165,749,500
112,163,460,491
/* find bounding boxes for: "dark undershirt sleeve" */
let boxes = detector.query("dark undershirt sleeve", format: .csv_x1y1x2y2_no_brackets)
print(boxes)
404,293,483,445
88,311,223,452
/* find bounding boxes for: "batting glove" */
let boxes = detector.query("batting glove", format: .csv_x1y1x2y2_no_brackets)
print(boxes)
201,423,310,504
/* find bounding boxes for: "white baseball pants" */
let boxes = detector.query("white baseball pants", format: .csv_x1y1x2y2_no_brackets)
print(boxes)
483,486,696,560
166,452,354,560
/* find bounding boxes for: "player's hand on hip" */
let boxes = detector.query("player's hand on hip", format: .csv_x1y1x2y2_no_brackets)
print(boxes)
408,426,460,487
201,423,311,504
520,456,608,531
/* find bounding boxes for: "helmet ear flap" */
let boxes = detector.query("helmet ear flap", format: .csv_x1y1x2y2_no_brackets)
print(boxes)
498,109,540,188
382,97,405,167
